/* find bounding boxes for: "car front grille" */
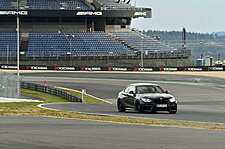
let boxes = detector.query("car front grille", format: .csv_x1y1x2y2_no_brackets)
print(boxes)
153,97,171,104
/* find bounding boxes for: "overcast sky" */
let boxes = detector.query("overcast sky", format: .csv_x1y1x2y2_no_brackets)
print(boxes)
131,0,225,33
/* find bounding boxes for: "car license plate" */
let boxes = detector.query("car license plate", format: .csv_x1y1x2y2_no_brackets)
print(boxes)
156,104,167,108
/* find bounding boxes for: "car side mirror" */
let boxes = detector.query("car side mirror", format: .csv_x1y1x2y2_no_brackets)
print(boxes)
128,91,135,97
164,90,169,94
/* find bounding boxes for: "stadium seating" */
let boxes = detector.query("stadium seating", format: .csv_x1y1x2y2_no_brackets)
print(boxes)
0,31,177,57
111,31,177,53
0,0,17,10
0,0,93,10
96,0,137,10
27,31,135,56
27,0,92,10
0,32,18,56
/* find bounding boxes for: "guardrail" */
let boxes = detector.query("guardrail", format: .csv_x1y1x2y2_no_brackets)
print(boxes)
21,82,82,102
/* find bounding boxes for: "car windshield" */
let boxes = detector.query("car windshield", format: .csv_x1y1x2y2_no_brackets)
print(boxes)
136,85,164,94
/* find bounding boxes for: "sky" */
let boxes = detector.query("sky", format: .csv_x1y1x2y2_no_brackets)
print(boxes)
131,0,225,33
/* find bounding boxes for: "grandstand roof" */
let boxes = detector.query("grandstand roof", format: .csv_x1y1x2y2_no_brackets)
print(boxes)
0,0,151,18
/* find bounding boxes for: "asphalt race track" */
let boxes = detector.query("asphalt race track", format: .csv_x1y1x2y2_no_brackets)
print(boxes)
22,72,225,123
23,72,225,123
1,71,225,149
1,116,225,149
22,72,225,101
41,101,225,123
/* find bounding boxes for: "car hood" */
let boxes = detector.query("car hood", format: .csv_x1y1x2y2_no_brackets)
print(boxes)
136,93,174,99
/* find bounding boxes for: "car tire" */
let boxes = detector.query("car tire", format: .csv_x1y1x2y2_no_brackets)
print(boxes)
135,101,144,113
169,104,177,114
117,100,126,112
150,109,157,114
169,110,177,114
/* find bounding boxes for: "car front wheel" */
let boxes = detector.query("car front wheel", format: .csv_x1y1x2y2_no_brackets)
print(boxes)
117,100,126,112
169,105,177,114
135,101,144,113
169,110,177,114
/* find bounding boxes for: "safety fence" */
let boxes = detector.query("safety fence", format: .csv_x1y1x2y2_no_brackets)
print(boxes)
0,49,191,61
21,82,82,102
0,71,18,98
1,64,225,72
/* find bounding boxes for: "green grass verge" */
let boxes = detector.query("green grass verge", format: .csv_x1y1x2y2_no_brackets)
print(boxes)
1,101,225,130
21,88,70,103
0,88,225,130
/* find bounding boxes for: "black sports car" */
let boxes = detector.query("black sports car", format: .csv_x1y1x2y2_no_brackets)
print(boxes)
117,83,177,114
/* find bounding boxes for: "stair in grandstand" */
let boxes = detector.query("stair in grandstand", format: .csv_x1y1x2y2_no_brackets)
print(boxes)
20,32,29,55
83,0,95,10
107,32,138,53
94,0,137,10
11,0,28,10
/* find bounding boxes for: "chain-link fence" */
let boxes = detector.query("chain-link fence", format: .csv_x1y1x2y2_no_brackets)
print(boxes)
0,71,18,98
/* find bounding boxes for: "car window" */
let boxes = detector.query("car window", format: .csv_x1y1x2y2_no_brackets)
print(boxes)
154,86,164,93
136,85,164,94
124,86,135,93
124,86,130,93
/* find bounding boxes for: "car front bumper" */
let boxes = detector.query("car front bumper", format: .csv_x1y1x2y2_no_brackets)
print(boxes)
142,102,177,112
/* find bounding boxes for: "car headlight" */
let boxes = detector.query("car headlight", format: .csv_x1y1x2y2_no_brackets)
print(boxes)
141,98,152,102
169,97,177,103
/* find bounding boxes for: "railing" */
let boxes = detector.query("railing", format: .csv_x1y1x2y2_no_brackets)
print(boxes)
21,82,82,102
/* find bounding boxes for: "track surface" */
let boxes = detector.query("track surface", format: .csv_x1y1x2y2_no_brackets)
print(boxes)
22,72,225,101
2,72,225,149
22,72,225,123
1,116,225,149
42,101,225,123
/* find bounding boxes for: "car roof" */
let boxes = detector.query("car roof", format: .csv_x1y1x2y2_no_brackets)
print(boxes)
128,83,159,86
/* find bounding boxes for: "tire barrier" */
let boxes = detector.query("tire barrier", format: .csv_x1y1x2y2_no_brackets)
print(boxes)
21,82,82,102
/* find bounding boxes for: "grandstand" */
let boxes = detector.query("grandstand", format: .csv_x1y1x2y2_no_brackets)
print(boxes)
27,31,134,56
111,31,176,53
0,0,191,65
0,31,19,56
0,0,93,10
95,0,136,10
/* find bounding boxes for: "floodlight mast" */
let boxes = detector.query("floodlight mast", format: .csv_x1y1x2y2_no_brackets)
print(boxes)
17,0,20,98
134,0,136,6
141,36,144,67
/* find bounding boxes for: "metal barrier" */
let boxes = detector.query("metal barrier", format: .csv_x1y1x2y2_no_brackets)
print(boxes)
21,82,82,102
0,71,18,98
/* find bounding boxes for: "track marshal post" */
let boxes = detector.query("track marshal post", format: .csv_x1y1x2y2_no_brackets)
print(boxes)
82,89,87,103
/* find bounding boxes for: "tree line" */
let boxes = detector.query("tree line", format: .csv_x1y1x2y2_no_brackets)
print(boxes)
142,30,225,60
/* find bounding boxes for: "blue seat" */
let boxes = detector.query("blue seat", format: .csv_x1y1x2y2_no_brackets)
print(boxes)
111,31,177,53
26,31,135,56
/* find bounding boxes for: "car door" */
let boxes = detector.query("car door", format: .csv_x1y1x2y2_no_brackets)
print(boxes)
126,86,136,108
122,86,134,107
